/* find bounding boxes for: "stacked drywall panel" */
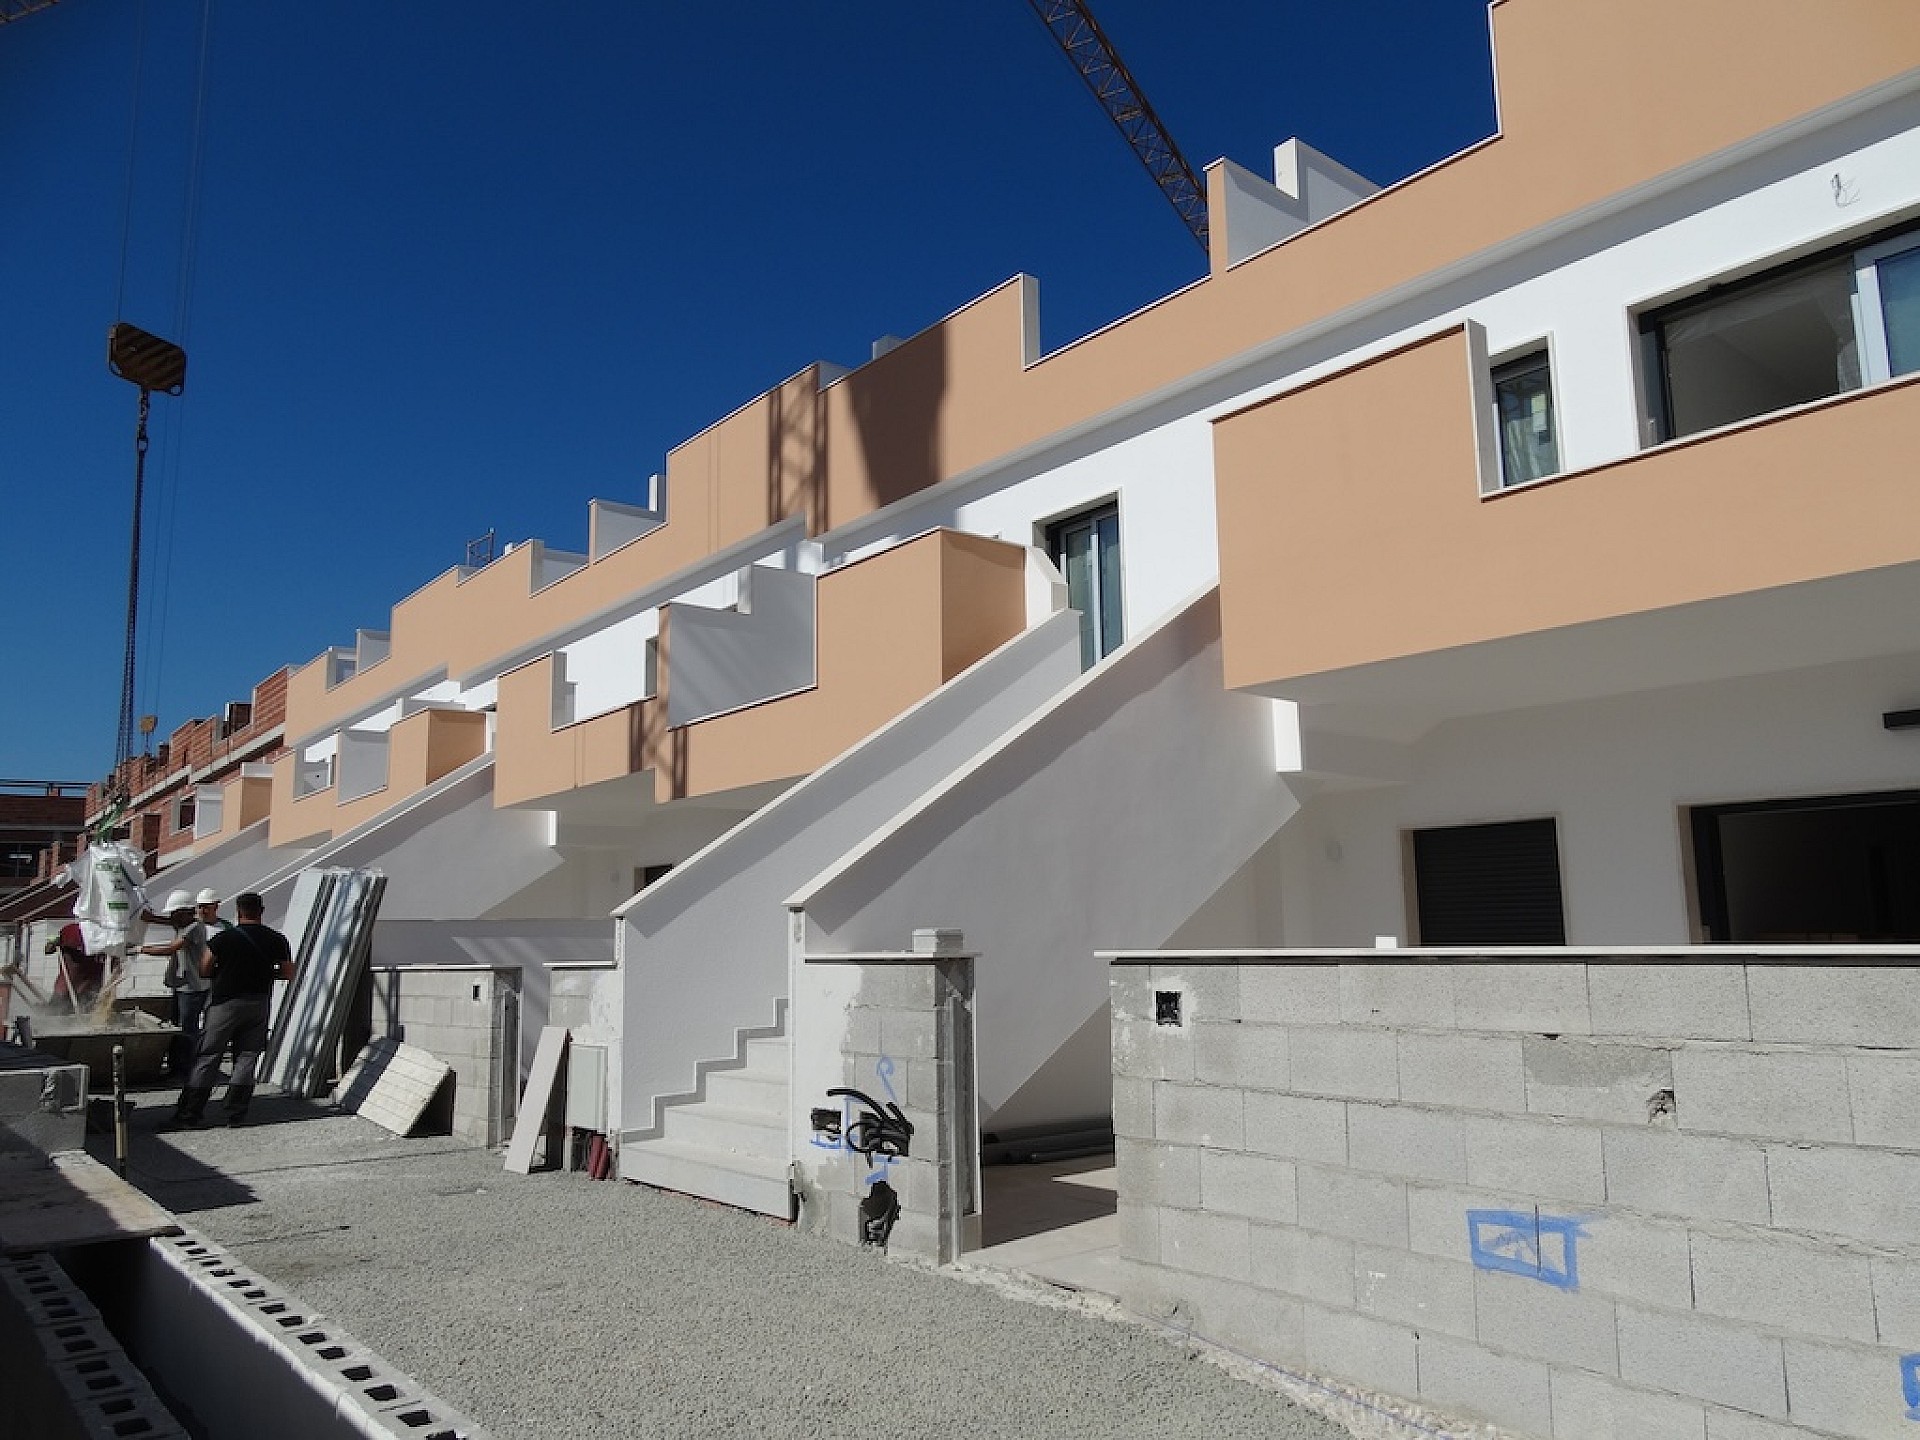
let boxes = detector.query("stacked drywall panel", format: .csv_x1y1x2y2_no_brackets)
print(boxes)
263,868,386,1097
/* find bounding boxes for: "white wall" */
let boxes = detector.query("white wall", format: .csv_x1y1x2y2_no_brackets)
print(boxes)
813,93,1920,662
616,613,1083,1138
664,565,816,727
795,591,1301,1132
555,609,656,727
1282,651,1920,948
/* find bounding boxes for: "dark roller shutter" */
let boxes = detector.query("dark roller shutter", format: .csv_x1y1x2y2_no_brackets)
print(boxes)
1413,818,1566,945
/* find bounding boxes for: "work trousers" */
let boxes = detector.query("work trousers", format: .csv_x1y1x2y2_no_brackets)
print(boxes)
169,989,209,1076
188,995,271,1091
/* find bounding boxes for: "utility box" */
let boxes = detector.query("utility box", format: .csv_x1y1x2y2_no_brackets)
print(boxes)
564,1042,606,1132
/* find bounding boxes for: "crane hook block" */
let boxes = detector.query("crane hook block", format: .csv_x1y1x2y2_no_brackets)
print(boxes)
107,322,187,395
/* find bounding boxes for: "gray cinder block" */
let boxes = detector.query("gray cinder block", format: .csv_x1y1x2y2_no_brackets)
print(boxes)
1522,1037,1673,1124
1347,1102,1467,1184
1768,1143,1920,1248
1114,1139,1201,1211
1417,1331,1554,1437
1549,1368,1708,1440
1301,1302,1418,1399
1616,1305,1787,1416
1290,1026,1398,1102
1672,1047,1851,1144
1451,963,1593,1036
1461,1114,1606,1205
1160,1207,1252,1283
1295,1163,1409,1248
1748,966,1920,1048
1351,1241,1477,1338
1240,963,1340,1027
1195,1020,1289,1092
1472,1266,1620,1375
1781,1336,1915,1439
1249,1221,1356,1308
1199,1147,1298,1225
1243,1091,1348,1166
1340,963,1455,1029
1397,1031,1525,1113
1154,1081,1245,1149
1845,1053,1920,1150
1689,1232,1875,1344
1601,1128,1771,1225
1588,964,1750,1042
1571,1212,1694,1312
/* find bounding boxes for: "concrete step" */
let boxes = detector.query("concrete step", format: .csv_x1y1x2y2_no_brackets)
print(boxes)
622,1139,792,1219
705,1065,786,1111
661,1101,785,1160
741,1035,789,1075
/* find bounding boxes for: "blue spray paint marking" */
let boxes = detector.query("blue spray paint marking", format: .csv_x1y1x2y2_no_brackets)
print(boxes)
1901,1353,1920,1420
811,1056,909,1186
1466,1209,1586,1291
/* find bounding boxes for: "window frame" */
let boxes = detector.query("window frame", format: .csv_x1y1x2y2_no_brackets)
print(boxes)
1487,343,1561,490
1637,219,1920,445
1042,498,1125,670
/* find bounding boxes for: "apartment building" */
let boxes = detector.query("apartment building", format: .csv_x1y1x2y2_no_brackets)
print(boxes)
137,0,1919,1284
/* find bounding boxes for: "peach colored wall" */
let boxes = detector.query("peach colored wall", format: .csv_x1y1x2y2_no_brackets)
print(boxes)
278,0,1915,829
492,531,1027,811
269,755,334,850
1215,326,1920,687
288,0,1916,754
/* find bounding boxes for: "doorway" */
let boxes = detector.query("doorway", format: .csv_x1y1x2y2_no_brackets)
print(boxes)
1690,790,1920,942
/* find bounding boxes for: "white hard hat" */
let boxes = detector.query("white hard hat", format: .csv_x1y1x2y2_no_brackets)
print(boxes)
163,889,195,913
194,889,220,905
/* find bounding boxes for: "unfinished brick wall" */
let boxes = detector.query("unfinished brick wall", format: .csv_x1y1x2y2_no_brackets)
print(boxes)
368,966,518,1148
796,952,975,1264
1111,952,1920,1440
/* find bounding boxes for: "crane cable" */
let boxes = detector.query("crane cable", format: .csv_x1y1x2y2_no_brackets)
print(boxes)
140,0,216,738
110,0,216,766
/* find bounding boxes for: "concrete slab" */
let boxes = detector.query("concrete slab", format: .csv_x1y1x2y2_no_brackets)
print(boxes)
0,1151,180,1254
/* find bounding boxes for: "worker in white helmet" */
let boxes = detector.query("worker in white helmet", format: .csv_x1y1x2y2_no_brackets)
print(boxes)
194,888,231,934
139,889,213,1076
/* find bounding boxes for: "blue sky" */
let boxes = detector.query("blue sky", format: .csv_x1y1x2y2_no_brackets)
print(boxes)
1,1,1496,784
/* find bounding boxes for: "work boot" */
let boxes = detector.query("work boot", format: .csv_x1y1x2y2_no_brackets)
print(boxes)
165,1088,211,1130
224,1084,254,1128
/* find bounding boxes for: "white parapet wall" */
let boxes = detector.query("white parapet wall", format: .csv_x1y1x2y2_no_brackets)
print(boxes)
1107,947,1920,1440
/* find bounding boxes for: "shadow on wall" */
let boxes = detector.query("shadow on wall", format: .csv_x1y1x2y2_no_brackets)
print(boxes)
846,327,948,518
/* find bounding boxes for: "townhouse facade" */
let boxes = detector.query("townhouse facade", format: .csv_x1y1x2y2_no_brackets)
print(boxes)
125,0,1919,1358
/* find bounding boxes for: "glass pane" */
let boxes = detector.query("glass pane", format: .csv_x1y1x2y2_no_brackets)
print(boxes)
1095,512,1123,659
1048,506,1121,671
1493,356,1558,486
1660,258,1857,439
1879,245,1920,379
1057,520,1097,669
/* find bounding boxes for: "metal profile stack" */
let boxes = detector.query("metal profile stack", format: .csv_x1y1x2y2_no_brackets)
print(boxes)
263,868,386,1098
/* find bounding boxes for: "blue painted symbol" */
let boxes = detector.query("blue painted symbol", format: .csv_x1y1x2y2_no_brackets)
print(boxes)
1467,1209,1586,1291
1901,1353,1920,1420
811,1056,912,1186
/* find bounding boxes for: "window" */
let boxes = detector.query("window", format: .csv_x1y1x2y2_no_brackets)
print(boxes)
172,796,196,834
1641,226,1920,443
1045,501,1123,669
1689,790,1920,943
1410,818,1566,945
1491,349,1559,487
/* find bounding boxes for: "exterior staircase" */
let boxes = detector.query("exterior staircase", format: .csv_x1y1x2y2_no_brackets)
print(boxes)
622,1033,793,1219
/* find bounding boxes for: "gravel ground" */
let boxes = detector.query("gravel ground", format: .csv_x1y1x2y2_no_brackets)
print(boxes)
90,1089,1487,1440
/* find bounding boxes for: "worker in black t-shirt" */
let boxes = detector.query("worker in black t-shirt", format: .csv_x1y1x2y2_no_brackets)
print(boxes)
164,891,295,1129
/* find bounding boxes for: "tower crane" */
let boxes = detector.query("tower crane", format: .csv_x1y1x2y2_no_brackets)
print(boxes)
1023,0,1209,252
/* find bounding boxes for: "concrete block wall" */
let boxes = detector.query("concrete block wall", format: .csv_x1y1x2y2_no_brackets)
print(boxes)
369,966,516,1147
1110,952,1920,1440
795,953,974,1264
